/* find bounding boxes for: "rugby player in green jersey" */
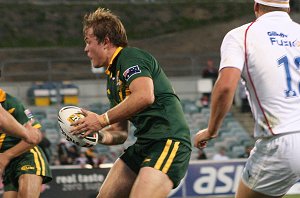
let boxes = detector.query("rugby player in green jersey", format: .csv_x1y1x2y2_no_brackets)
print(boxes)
0,89,52,198
71,7,192,198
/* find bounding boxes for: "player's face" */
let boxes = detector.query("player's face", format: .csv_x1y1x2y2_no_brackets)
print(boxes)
84,28,109,68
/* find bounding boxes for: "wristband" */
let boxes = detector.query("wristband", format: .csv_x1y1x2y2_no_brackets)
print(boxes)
97,114,106,128
97,112,110,128
104,112,110,125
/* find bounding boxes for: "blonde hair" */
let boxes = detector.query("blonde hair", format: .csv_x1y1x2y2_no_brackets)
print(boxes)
83,8,128,47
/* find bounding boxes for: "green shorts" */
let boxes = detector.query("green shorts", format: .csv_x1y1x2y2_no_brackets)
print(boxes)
3,146,52,192
120,138,191,188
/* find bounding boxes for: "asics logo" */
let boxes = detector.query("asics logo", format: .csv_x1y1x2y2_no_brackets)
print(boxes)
21,165,35,171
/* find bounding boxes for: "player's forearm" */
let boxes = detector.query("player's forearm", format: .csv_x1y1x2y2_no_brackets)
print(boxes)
98,120,128,145
208,82,236,135
3,141,33,160
98,130,128,145
208,68,241,136
0,107,29,140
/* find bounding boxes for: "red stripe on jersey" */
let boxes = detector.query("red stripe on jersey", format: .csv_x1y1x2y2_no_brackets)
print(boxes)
244,20,275,135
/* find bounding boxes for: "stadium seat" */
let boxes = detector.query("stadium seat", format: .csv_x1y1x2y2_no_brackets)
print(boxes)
230,145,246,158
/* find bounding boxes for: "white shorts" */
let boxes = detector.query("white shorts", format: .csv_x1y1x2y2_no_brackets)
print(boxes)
241,132,300,196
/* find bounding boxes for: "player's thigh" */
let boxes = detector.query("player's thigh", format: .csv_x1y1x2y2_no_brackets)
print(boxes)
240,133,300,197
97,158,137,198
130,167,173,198
140,139,190,188
18,174,43,198
3,191,18,198
130,139,190,198
235,179,283,198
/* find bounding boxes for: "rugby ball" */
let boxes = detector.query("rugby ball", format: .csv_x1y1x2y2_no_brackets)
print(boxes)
58,106,98,147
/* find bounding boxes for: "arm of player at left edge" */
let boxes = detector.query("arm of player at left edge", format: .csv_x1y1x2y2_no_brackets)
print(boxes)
0,122,39,176
194,67,241,148
70,76,154,137
0,138,36,176
0,105,41,145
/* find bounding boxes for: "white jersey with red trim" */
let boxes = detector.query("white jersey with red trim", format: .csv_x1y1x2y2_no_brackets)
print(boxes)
219,11,300,137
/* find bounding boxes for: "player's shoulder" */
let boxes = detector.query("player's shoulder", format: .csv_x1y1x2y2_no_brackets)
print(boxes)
121,47,151,59
222,22,253,44
121,46,138,54
226,22,253,37
4,93,22,105
0,89,6,103
1,93,26,116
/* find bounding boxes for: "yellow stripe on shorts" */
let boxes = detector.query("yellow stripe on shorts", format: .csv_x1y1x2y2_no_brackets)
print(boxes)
154,139,172,170
162,141,180,173
30,148,41,175
34,147,46,176
0,133,6,150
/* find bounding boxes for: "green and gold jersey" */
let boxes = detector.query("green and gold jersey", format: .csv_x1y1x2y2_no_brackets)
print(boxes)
0,89,41,152
105,47,191,148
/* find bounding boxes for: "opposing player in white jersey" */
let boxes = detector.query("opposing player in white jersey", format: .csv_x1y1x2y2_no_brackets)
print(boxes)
194,0,300,197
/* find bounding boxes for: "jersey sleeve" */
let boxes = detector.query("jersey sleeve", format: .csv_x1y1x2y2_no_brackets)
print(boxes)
119,58,152,85
10,100,29,125
219,28,245,72
8,95,41,129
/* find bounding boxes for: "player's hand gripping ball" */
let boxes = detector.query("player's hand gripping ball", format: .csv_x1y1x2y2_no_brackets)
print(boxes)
58,106,98,147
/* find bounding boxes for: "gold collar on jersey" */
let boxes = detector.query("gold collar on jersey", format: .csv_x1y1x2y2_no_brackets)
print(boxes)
0,89,6,102
105,47,123,76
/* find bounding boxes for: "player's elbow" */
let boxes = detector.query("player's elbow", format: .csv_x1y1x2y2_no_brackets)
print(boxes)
146,94,155,105
140,92,155,107
220,85,232,94
215,84,236,101
215,80,235,94
113,131,128,145
119,132,128,144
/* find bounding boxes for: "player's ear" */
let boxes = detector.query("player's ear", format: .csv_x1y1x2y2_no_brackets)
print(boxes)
254,2,260,18
103,36,111,47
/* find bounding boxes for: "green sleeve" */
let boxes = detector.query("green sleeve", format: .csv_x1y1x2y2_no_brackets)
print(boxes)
120,58,152,85
6,94,41,128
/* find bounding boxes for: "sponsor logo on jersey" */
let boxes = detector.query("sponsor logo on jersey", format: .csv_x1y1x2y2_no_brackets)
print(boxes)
21,165,35,171
268,31,287,38
268,31,299,47
123,65,141,81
